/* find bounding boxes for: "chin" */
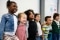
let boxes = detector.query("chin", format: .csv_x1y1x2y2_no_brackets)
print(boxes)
13,10,17,13
14,11,17,13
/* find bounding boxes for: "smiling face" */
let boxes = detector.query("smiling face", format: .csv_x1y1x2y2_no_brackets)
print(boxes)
45,16,52,25
46,18,52,25
8,3,17,14
18,13,27,24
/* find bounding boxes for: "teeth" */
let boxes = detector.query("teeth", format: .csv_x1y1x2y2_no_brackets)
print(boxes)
14,10,16,12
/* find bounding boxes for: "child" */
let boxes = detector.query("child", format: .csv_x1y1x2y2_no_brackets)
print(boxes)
42,16,52,40
24,9,37,40
16,13,27,40
34,14,42,40
52,13,59,40
0,1,19,40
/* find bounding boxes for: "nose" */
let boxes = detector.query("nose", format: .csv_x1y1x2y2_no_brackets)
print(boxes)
15,6,18,10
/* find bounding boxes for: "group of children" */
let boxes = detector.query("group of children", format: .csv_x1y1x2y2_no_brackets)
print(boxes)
0,1,60,40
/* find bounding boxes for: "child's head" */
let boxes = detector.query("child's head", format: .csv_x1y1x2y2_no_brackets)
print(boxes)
24,9,34,21
53,13,59,21
7,1,17,14
18,13,27,24
45,16,52,25
35,14,40,22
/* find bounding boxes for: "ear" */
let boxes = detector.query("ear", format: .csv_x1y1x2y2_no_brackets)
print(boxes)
7,6,10,10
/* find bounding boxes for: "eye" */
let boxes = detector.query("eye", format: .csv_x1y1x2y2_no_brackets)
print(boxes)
13,5,16,7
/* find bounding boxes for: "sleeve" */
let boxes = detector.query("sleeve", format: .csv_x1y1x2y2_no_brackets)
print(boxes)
0,15,6,40
33,22,38,34
42,26,46,31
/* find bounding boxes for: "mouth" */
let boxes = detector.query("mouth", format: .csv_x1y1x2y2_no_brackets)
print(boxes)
13,9,17,12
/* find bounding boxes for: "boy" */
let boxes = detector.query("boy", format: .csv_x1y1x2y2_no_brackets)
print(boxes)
42,16,52,40
52,13,59,40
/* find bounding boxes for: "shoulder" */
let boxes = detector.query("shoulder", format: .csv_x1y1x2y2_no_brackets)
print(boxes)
29,21,36,24
43,25,48,27
29,21,37,26
14,14,17,18
52,21,56,25
2,13,9,18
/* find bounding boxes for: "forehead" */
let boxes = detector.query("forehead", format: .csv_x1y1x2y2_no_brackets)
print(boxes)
10,3,17,6
36,15,40,17
47,18,51,20
37,15,40,16
29,12,34,14
21,14,27,17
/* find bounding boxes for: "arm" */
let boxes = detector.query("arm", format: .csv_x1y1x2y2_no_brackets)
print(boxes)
33,22,38,35
0,15,6,40
41,26,44,40
42,32,44,40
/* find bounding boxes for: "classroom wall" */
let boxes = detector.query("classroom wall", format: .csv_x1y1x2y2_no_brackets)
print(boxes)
45,0,57,17
0,0,40,22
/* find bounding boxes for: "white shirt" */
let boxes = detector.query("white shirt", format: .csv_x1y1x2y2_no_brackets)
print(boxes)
4,15,18,36
26,21,29,38
54,20,59,28
36,22,42,36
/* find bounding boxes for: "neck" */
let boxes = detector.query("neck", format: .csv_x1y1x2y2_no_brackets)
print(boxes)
29,18,34,21
8,11,14,14
55,20,59,21
20,22,25,25
46,23,50,26
32,19,34,21
35,21,39,22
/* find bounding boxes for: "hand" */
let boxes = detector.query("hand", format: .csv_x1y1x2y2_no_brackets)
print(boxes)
36,33,39,36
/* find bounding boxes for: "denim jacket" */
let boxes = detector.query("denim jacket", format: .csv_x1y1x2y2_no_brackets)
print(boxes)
0,13,16,40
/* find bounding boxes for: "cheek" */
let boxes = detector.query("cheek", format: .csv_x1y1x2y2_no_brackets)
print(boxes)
37,17,40,20
56,17,59,19
47,21,50,24
22,18,27,22
35,18,38,20
30,15,34,18
49,21,51,23
8,7,12,11
19,18,23,22
29,15,31,18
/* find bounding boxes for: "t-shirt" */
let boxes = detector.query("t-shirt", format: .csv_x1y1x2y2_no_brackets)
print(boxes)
42,25,52,34
36,22,42,36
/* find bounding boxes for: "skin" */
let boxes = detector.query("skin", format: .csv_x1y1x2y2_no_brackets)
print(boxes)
42,18,52,40
46,18,52,25
35,15,40,22
7,3,17,14
55,16,59,21
35,15,44,40
29,12,34,21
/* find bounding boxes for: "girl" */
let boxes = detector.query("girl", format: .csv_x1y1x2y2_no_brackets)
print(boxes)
24,9,37,40
0,1,19,40
35,14,42,40
16,13,27,40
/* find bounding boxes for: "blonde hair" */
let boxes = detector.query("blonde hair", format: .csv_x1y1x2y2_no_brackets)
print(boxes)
17,12,26,18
